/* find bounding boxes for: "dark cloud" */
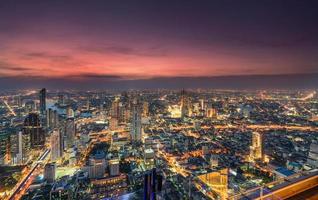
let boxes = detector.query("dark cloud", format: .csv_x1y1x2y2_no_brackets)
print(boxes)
22,52,72,61
0,60,33,72
79,44,167,57
69,73,123,80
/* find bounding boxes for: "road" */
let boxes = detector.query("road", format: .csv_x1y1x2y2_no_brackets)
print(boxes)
7,149,50,200
2,99,17,116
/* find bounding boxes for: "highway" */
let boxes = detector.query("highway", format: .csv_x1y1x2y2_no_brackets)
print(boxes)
8,149,50,200
2,99,17,116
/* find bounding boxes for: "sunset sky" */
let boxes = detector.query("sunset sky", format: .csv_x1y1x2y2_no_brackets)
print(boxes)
0,0,318,88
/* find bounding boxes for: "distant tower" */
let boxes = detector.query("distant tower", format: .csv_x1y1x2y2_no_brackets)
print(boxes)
180,89,190,119
50,129,62,161
130,103,142,142
23,113,45,148
39,88,46,115
143,101,149,117
250,132,264,162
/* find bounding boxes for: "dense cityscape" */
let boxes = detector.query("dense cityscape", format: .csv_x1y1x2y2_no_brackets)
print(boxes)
0,89,317,199
1,0,318,199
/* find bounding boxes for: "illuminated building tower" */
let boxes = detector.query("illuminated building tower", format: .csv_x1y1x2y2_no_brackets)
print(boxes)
20,131,30,164
46,108,54,128
130,103,142,142
143,101,149,117
250,132,264,162
109,117,118,131
307,140,318,168
50,129,62,161
180,89,191,119
9,132,23,165
23,113,45,148
16,95,22,107
210,154,219,168
65,117,76,148
88,151,106,179
53,110,59,127
66,106,74,118
44,163,56,183
0,132,8,165
144,148,155,169
109,159,120,176
39,88,46,116
47,109,59,129
111,98,120,119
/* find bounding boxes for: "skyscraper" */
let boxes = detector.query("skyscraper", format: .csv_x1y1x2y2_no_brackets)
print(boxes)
64,117,76,148
109,159,120,176
23,113,45,148
143,101,149,117
130,103,142,142
307,140,318,168
180,89,191,119
250,132,264,162
39,88,46,116
50,129,62,161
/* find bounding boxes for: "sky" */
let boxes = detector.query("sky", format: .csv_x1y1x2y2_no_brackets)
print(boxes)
0,0,317,89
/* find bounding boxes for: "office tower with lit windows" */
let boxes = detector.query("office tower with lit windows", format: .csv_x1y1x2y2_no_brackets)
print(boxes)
23,113,45,148
307,140,318,168
39,88,46,116
88,151,106,179
143,101,149,117
44,163,56,183
109,159,120,176
46,109,59,129
250,132,264,162
50,129,62,161
65,117,76,148
130,103,142,142
0,132,8,165
180,89,191,119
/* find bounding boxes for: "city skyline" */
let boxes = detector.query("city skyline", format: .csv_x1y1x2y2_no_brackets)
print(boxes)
0,0,318,89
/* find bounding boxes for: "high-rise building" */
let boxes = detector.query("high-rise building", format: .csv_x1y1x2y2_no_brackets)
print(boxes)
46,109,59,129
66,106,74,118
180,89,191,119
0,132,8,165
65,117,76,148
50,129,62,161
144,148,155,169
130,103,142,142
210,154,219,168
109,117,118,131
21,131,30,164
143,168,162,200
23,113,45,148
307,140,318,168
143,101,149,117
39,88,46,115
44,163,56,183
88,152,106,179
250,132,264,162
110,98,120,119
109,159,120,176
